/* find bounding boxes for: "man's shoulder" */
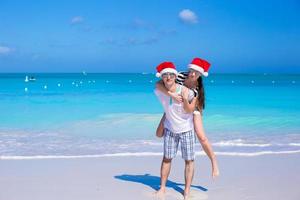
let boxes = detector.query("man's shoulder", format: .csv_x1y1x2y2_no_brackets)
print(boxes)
179,84,192,92
175,83,186,90
154,88,168,98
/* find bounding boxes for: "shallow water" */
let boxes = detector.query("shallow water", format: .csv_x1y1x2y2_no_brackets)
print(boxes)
0,73,299,158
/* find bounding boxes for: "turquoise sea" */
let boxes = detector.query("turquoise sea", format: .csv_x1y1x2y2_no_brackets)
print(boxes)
0,73,300,159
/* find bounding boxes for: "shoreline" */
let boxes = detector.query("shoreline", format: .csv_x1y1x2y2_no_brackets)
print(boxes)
1,150,300,160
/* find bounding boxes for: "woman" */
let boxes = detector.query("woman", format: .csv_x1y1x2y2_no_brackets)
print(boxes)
155,57,220,178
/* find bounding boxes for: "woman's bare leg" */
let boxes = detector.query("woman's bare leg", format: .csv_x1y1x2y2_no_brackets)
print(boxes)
156,113,165,138
193,114,219,178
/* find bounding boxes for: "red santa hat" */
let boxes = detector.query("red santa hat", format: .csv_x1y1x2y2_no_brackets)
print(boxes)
188,57,211,77
156,62,178,78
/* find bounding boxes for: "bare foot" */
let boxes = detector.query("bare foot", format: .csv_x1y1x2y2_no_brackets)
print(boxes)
212,160,220,179
183,189,190,200
155,188,166,199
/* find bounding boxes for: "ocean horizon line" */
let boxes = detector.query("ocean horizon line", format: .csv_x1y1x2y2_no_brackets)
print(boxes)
0,72,300,75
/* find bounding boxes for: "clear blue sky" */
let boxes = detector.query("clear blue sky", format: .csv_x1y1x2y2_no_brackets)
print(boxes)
0,0,299,73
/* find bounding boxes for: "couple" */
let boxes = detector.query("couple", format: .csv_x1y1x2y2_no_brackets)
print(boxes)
154,57,219,199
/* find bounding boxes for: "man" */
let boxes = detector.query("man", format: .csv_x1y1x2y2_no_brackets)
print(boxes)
154,61,196,200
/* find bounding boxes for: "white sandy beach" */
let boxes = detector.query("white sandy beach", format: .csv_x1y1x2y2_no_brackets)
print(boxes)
1,154,300,200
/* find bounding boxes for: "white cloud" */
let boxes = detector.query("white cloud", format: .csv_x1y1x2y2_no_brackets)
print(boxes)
0,46,13,55
71,16,84,25
179,9,198,24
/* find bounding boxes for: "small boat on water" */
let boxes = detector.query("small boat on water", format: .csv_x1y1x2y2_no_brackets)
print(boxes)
24,76,36,82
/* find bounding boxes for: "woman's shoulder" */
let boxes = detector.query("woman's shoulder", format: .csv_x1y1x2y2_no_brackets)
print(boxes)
192,88,198,97
176,71,188,85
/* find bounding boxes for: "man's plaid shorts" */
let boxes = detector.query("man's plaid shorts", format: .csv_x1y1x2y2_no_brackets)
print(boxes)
163,128,196,161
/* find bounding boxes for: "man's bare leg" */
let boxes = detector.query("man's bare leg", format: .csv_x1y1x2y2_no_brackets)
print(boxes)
156,157,172,198
184,160,194,200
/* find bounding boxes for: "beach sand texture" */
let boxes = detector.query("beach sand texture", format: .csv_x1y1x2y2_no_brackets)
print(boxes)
1,154,300,200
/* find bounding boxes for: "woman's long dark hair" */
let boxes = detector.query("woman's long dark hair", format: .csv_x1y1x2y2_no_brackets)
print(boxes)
196,76,205,111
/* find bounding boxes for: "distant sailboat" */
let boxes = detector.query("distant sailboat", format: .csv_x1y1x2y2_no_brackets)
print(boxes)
25,76,36,82
82,71,87,76
29,76,36,81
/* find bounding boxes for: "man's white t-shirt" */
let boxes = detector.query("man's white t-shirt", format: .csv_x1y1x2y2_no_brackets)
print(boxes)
154,84,194,134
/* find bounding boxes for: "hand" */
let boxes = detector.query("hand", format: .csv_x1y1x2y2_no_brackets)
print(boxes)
168,92,183,103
